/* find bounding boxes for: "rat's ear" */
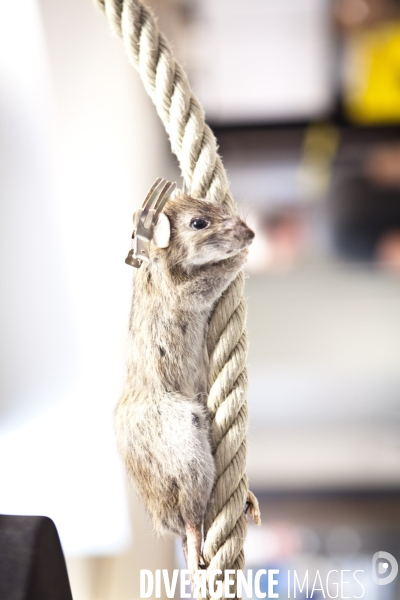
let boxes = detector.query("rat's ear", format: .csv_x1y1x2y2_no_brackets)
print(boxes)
153,212,171,248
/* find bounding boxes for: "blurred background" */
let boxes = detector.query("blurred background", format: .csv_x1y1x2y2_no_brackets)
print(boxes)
1,0,400,598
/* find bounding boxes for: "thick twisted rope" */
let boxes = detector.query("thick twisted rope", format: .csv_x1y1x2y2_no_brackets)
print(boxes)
93,0,260,592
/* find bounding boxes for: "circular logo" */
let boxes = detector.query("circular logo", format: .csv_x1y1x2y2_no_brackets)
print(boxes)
372,552,398,586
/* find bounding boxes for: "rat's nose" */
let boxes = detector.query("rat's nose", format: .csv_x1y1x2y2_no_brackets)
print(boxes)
240,221,255,243
246,227,255,241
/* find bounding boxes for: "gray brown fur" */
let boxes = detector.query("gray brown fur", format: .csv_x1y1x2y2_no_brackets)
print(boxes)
115,192,254,573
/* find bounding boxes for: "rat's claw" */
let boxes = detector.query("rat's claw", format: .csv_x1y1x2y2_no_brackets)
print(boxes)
246,490,261,525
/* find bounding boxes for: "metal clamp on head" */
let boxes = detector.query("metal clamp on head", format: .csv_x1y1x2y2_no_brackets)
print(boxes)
125,178,176,268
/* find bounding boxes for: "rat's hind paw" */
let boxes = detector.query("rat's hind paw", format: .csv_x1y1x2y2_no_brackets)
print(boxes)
245,489,261,525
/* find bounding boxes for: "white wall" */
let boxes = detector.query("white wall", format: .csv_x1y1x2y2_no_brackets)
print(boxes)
190,0,334,123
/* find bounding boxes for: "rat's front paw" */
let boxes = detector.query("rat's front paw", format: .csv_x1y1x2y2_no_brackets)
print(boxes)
246,489,261,525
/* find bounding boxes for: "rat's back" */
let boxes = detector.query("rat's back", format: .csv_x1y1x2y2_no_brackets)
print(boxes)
115,259,214,537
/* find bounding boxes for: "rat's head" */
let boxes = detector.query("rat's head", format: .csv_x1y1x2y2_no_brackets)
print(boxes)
153,193,254,271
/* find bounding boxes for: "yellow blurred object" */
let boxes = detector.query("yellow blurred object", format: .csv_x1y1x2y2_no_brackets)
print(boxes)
345,21,400,124
297,123,340,200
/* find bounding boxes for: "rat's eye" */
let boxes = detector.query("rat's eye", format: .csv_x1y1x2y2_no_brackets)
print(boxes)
190,218,209,230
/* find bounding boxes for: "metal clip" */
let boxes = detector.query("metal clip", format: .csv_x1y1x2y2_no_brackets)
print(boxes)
125,178,176,268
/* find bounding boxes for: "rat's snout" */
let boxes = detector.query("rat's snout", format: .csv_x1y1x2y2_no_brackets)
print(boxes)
220,215,255,255
225,216,255,241
238,219,255,245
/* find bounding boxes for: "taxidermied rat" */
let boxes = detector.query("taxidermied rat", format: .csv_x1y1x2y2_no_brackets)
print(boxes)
115,187,260,578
